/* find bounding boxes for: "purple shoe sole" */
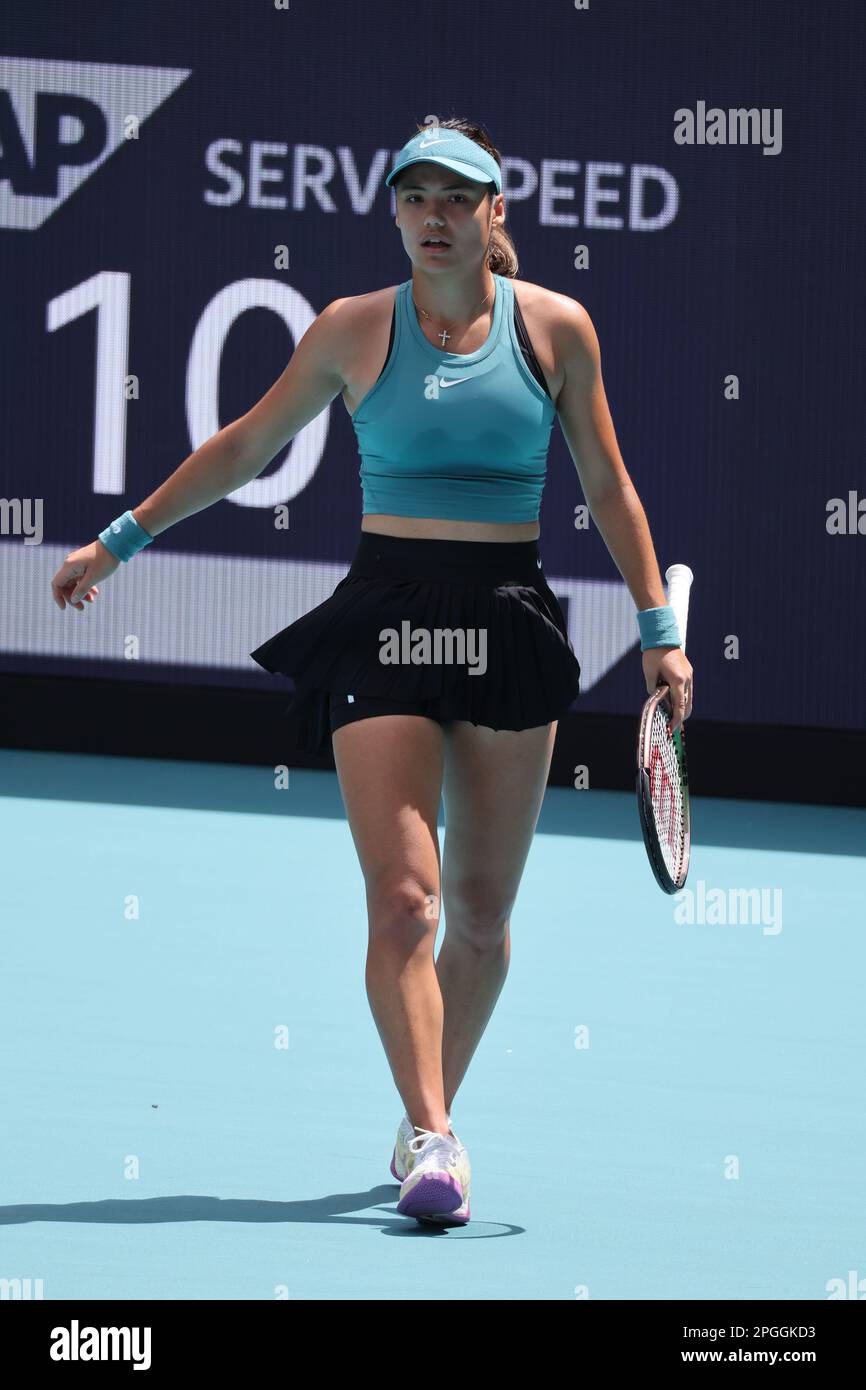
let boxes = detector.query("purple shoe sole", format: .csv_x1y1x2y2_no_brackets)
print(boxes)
396,1171,463,1217
391,1145,471,1224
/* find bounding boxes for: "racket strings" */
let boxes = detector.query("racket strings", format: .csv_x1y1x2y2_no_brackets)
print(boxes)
648,703,685,880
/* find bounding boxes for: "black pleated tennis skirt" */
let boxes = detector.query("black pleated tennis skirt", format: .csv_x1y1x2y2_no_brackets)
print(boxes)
249,531,581,757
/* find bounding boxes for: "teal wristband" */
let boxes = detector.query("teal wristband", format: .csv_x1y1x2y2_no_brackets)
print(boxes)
98,509,154,562
637,605,682,652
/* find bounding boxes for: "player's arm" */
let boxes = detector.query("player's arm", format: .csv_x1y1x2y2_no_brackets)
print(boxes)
553,298,667,611
132,299,349,539
52,298,352,609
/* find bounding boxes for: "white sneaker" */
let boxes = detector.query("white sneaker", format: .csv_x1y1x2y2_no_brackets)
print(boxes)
396,1126,471,1223
390,1111,451,1183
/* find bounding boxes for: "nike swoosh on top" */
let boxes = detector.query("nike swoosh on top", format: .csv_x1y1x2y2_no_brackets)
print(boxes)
439,377,470,387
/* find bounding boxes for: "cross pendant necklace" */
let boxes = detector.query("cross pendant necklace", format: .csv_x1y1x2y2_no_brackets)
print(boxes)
413,283,495,350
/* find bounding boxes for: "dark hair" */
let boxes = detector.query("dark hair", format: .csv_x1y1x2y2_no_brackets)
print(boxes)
393,116,518,278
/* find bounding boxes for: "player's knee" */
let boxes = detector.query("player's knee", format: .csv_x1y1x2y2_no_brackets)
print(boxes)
444,880,512,949
367,876,441,942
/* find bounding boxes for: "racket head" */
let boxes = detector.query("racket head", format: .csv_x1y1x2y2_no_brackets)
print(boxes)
636,683,691,893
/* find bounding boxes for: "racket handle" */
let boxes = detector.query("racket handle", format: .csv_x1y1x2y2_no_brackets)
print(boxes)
664,563,693,654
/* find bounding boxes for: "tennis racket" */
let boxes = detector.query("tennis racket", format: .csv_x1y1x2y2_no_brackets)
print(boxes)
636,563,693,894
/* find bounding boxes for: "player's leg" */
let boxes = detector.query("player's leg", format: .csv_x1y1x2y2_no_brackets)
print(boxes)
332,711,450,1135
437,719,558,1112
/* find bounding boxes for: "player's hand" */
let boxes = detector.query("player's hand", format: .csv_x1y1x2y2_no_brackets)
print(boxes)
642,646,693,735
51,539,120,611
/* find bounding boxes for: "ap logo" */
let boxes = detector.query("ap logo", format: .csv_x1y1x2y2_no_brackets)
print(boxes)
0,56,190,230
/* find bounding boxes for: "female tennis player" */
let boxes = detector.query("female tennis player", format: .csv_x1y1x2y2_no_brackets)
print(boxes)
50,117,694,1227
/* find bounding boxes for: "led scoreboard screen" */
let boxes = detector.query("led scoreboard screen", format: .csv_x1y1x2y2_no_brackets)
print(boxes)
1,2,863,733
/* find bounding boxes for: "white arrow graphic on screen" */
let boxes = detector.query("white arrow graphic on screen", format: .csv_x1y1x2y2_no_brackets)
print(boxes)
3,545,639,691
543,573,640,690
0,57,191,231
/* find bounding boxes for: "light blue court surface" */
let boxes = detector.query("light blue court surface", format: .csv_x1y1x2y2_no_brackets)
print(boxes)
1,747,863,1301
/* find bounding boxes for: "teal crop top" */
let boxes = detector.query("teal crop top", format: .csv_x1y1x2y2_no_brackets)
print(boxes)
350,274,557,523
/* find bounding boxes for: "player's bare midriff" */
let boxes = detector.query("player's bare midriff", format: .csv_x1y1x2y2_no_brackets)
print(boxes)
341,281,566,544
